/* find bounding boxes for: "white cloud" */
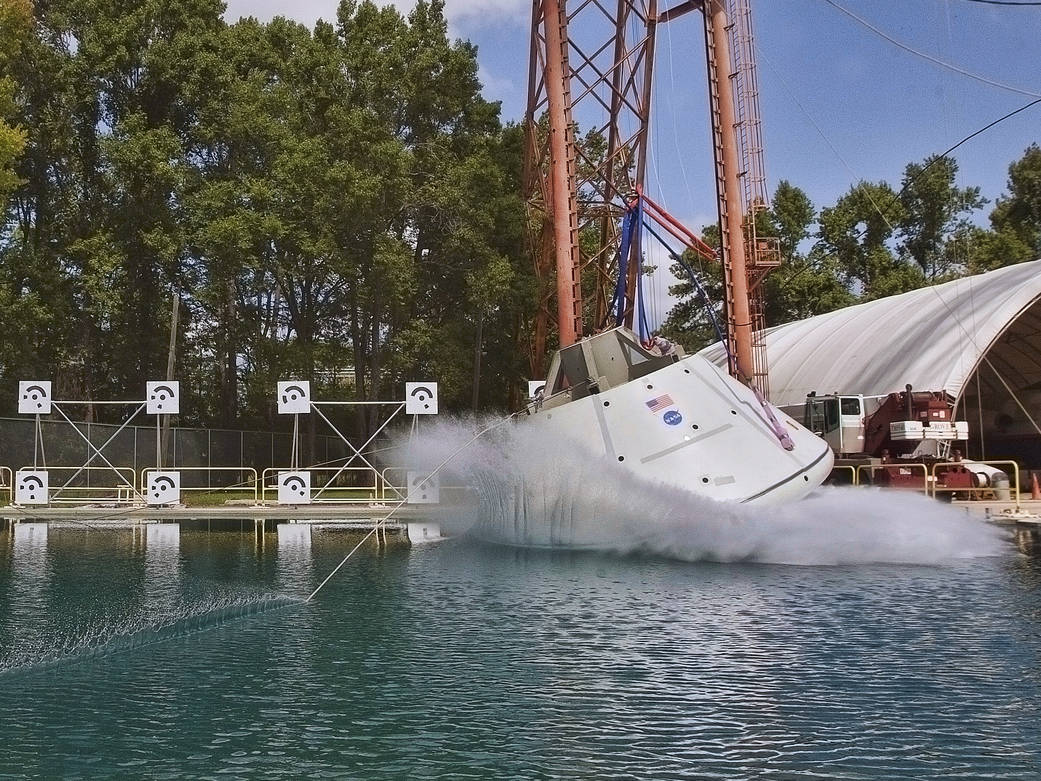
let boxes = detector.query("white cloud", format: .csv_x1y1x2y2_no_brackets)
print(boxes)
442,0,527,27
224,0,339,27
477,63,513,100
223,0,528,31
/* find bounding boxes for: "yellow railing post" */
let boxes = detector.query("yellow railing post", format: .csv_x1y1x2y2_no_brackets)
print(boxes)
0,466,12,504
931,460,1020,505
857,462,928,494
140,466,259,504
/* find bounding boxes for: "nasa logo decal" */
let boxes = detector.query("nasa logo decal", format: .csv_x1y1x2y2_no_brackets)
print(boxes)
663,410,683,426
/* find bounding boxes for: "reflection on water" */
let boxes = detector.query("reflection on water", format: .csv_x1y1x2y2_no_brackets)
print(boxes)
0,520,1039,779
276,522,313,593
143,523,180,615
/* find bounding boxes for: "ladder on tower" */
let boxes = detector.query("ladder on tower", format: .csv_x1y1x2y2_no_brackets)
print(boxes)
729,0,778,399
705,0,780,398
702,9,739,377
547,0,583,343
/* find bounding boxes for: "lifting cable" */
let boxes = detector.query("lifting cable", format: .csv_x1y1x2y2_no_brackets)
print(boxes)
608,191,719,334
640,218,733,371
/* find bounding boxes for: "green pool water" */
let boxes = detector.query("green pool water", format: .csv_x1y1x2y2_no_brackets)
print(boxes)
1,522,1039,779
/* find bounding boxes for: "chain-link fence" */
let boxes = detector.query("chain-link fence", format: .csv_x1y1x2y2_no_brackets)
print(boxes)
0,417,353,489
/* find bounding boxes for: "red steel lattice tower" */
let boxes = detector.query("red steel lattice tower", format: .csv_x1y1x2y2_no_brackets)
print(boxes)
523,0,661,375
523,0,779,396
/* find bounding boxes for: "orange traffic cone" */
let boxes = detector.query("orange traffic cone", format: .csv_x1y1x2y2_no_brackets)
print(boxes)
1031,472,1040,501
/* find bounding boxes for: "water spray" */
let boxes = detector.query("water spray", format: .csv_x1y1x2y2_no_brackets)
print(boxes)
304,409,526,602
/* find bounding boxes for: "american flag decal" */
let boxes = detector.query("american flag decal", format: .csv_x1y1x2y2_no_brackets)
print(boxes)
645,394,675,413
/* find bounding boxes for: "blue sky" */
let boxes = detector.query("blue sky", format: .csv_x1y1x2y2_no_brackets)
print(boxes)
225,0,1039,218
225,0,1041,323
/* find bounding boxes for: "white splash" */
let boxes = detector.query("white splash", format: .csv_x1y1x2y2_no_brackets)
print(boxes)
0,592,301,674
398,415,1006,565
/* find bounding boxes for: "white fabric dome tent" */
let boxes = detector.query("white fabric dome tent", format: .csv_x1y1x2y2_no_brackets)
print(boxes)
699,259,1041,450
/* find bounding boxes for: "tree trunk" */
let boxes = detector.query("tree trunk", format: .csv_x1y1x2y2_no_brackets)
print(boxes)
472,311,484,415
367,291,381,436
222,275,238,427
160,294,179,467
350,292,367,442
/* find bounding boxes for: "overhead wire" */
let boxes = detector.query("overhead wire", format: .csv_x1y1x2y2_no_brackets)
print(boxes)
769,93,1041,294
760,0,1041,250
774,93,1041,296
663,11,697,215
821,0,1041,98
959,0,1041,5
756,0,1041,294
647,22,663,332
861,96,1041,230
754,44,897,232
655,10,724,332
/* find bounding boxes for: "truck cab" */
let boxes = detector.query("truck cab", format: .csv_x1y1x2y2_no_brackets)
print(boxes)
803,393,865,456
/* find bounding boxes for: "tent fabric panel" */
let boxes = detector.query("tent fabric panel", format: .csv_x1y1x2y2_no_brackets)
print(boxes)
699,259,1041,408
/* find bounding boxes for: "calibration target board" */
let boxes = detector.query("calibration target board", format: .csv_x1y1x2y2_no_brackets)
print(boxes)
146,471,181,505
407,471,439,504
18,381,51,414
277,381,311,414
405,382,438,415
278,471,311,504
146,381,180,415
15,470,48,505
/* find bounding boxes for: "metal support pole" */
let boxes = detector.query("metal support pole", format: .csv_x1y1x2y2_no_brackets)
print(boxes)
309,403,405,500
33,414,40,470
50,403,144,500
291,414,299,469
542,0,583,347
705,0,753,381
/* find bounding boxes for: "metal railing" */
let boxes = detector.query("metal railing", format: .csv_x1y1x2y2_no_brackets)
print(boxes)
141,467,259,504
0,466,11,504
22,466,140,505
931,460,1020,504
856,462,929,494
0,416,349,476
379,467,472,504
261,467,383,504
828,464,858,486
379,467,412,502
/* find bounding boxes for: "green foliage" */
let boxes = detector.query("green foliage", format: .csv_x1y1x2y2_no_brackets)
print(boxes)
0,0,529,426
0,0,31,201
770,180,814,260
664,148,1041,353
1,0,1039,423
661,225,723,351
816,180,922,299
761,182,853,324
988,143,1041,262
898,155,984,278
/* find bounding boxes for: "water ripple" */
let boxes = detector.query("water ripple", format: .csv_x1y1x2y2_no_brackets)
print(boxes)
0,530,1039,779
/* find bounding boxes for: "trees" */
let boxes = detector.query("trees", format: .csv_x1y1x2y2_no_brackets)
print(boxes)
660,225,724,350
762,181,853,325
898,155,984,279
0,0,1036,420
941,145,1041,275
0,0,531,422
978,143,1041,269
816,180,924,300
661,153,1027,353
0,0,30,202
